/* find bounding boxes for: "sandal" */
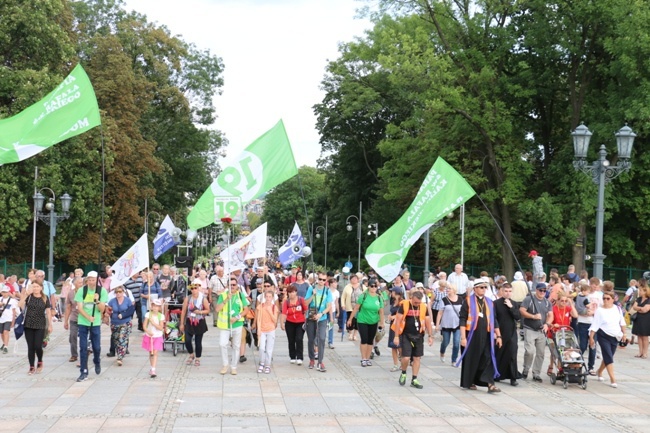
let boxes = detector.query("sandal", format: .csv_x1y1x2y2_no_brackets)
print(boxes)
186,355,195,365
547,366,553,376
468,385,477,390
28,367,35,375
194,359,200,366
36,362,43,374
264,366,271,374
488,384,501,393
258,364,264,373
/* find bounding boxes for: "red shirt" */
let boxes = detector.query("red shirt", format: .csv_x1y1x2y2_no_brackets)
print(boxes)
282,297,307,323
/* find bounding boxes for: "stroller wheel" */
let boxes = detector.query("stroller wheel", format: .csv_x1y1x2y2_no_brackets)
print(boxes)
550,373,556,385
173,343,178,357
581,377,587,390
563,380,568,389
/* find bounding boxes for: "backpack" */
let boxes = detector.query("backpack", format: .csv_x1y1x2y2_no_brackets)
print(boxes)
391,299,426,335
82,285,105,327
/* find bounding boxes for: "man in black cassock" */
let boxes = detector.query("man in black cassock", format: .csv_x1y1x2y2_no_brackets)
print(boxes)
457,279,502,393
494,283,521,386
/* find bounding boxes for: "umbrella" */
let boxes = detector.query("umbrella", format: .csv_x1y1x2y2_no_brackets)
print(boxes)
340,310,347,342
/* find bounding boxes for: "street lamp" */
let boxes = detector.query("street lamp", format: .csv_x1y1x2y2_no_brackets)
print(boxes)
33,189,72,283
315,215,328,270
367,223,379,237
346,201,363,271
572,123,635,279
145,211,161,235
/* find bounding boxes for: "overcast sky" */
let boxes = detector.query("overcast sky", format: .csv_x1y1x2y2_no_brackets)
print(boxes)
124,0,371,168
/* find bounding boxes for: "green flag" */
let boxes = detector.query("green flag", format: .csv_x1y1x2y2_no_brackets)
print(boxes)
365,157,476,282
187,119,298,229
0,64,101,166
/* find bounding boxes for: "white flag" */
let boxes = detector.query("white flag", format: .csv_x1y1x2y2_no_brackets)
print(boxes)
278,222,306,267
220,223,268,271
110,234,150,289
153,215,179,259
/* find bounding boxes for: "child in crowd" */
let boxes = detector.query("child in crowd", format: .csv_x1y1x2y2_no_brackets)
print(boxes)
142,299,165,378
256,289,279,374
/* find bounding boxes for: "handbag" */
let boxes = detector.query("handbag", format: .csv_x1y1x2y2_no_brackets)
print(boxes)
308,288,328,321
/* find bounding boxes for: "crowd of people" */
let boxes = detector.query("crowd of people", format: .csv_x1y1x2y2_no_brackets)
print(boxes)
0,260,646,392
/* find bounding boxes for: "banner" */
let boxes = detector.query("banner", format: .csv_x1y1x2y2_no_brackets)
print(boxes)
110,234,150,289
278,222,306,267
153,215,179,259
187,120,297,229
365,157,476,282
0,64,101,165
221,223,268,271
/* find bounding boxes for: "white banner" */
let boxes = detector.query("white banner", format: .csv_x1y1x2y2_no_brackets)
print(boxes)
220,223,268,271
110,234,150,289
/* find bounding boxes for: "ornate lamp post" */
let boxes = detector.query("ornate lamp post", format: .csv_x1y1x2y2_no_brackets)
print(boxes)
572,123,636,279
346,201,362,271
33,189,72,283
315,215,328,270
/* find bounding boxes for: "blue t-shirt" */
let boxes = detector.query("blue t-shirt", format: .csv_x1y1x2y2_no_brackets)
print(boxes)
305,286,333,322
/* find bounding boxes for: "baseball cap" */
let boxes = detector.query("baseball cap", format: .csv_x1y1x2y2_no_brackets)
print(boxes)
87,271,98,278
342,267,350,274
415,282,424,288
536,283,547,290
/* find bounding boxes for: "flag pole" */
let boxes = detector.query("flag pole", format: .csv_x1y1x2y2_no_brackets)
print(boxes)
31,166,38,269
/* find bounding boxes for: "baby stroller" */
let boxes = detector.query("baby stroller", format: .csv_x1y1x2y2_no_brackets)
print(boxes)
547,326,588,389
163,300,185,356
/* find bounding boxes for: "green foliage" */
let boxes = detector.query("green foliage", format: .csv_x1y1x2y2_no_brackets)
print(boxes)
0,0,225,266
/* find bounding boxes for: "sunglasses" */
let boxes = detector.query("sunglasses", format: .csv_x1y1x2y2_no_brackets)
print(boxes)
537,288,547,292
603,297,613,300
318,278,327,282
230,284,238,287
115,291,124,294
475,286,487,289
190,287,199,291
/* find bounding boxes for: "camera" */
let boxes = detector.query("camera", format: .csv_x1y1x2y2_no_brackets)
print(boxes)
583,298,590,306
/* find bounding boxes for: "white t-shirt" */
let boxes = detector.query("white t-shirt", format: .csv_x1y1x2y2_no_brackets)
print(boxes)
0,296,17,323
145,311,164,338
589,306,625,339
330,289,340,317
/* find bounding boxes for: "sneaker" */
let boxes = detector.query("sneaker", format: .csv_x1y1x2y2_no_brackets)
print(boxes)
231,368,237,375
366,360,373,366
309,360,315,369
36,362,43,374
328,343,335,349
220,366,229,375
2,347,7,354
28,367,35,375
361,360,368,367
399,373,407,386
239,355,247,363
150,368,156,378
95,364,101,375
440,356,446,363
76,373,88,382
390,365,400,372
374,347,380,356
290,359,297,364
410,379,423,389
297,359,303,366
317,363,326,372
106,352,115,358
532,375,542,383
521,370,529,379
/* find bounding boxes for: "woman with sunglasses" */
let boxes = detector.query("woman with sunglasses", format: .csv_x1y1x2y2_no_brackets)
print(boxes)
180,283,211,367
107,286,136,366
347,278,385,367
545,291,578,376
588,292,627,388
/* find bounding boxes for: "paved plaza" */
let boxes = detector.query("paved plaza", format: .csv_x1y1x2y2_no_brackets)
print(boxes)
0,321,649,433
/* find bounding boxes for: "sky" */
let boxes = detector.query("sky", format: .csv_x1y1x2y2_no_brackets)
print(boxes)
124,0,372,168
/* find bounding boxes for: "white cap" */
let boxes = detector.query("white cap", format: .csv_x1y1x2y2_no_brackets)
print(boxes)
152,299,163,306
513,271,523,281
415,282,424,288
87,271,98,278
342,267,350,274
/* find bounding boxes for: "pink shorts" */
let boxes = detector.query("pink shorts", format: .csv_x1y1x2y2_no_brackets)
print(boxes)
142,335,164,352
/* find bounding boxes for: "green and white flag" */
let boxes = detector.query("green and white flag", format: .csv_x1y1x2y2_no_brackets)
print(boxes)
0,64,101,165
187,120,298,230
365,157,476,282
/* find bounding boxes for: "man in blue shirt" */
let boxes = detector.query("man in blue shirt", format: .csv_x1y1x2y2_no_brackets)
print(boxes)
305,272,332,372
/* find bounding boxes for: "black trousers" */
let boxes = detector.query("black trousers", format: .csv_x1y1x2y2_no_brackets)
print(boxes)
24,327,45,367
285,321,305,361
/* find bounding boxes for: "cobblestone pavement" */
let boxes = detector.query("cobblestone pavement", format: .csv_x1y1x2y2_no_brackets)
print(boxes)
0,320,649,432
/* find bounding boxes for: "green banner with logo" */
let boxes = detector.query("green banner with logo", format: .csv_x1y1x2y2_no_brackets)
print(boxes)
0,64,101,165
187,119,298,229
365,157,476,282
